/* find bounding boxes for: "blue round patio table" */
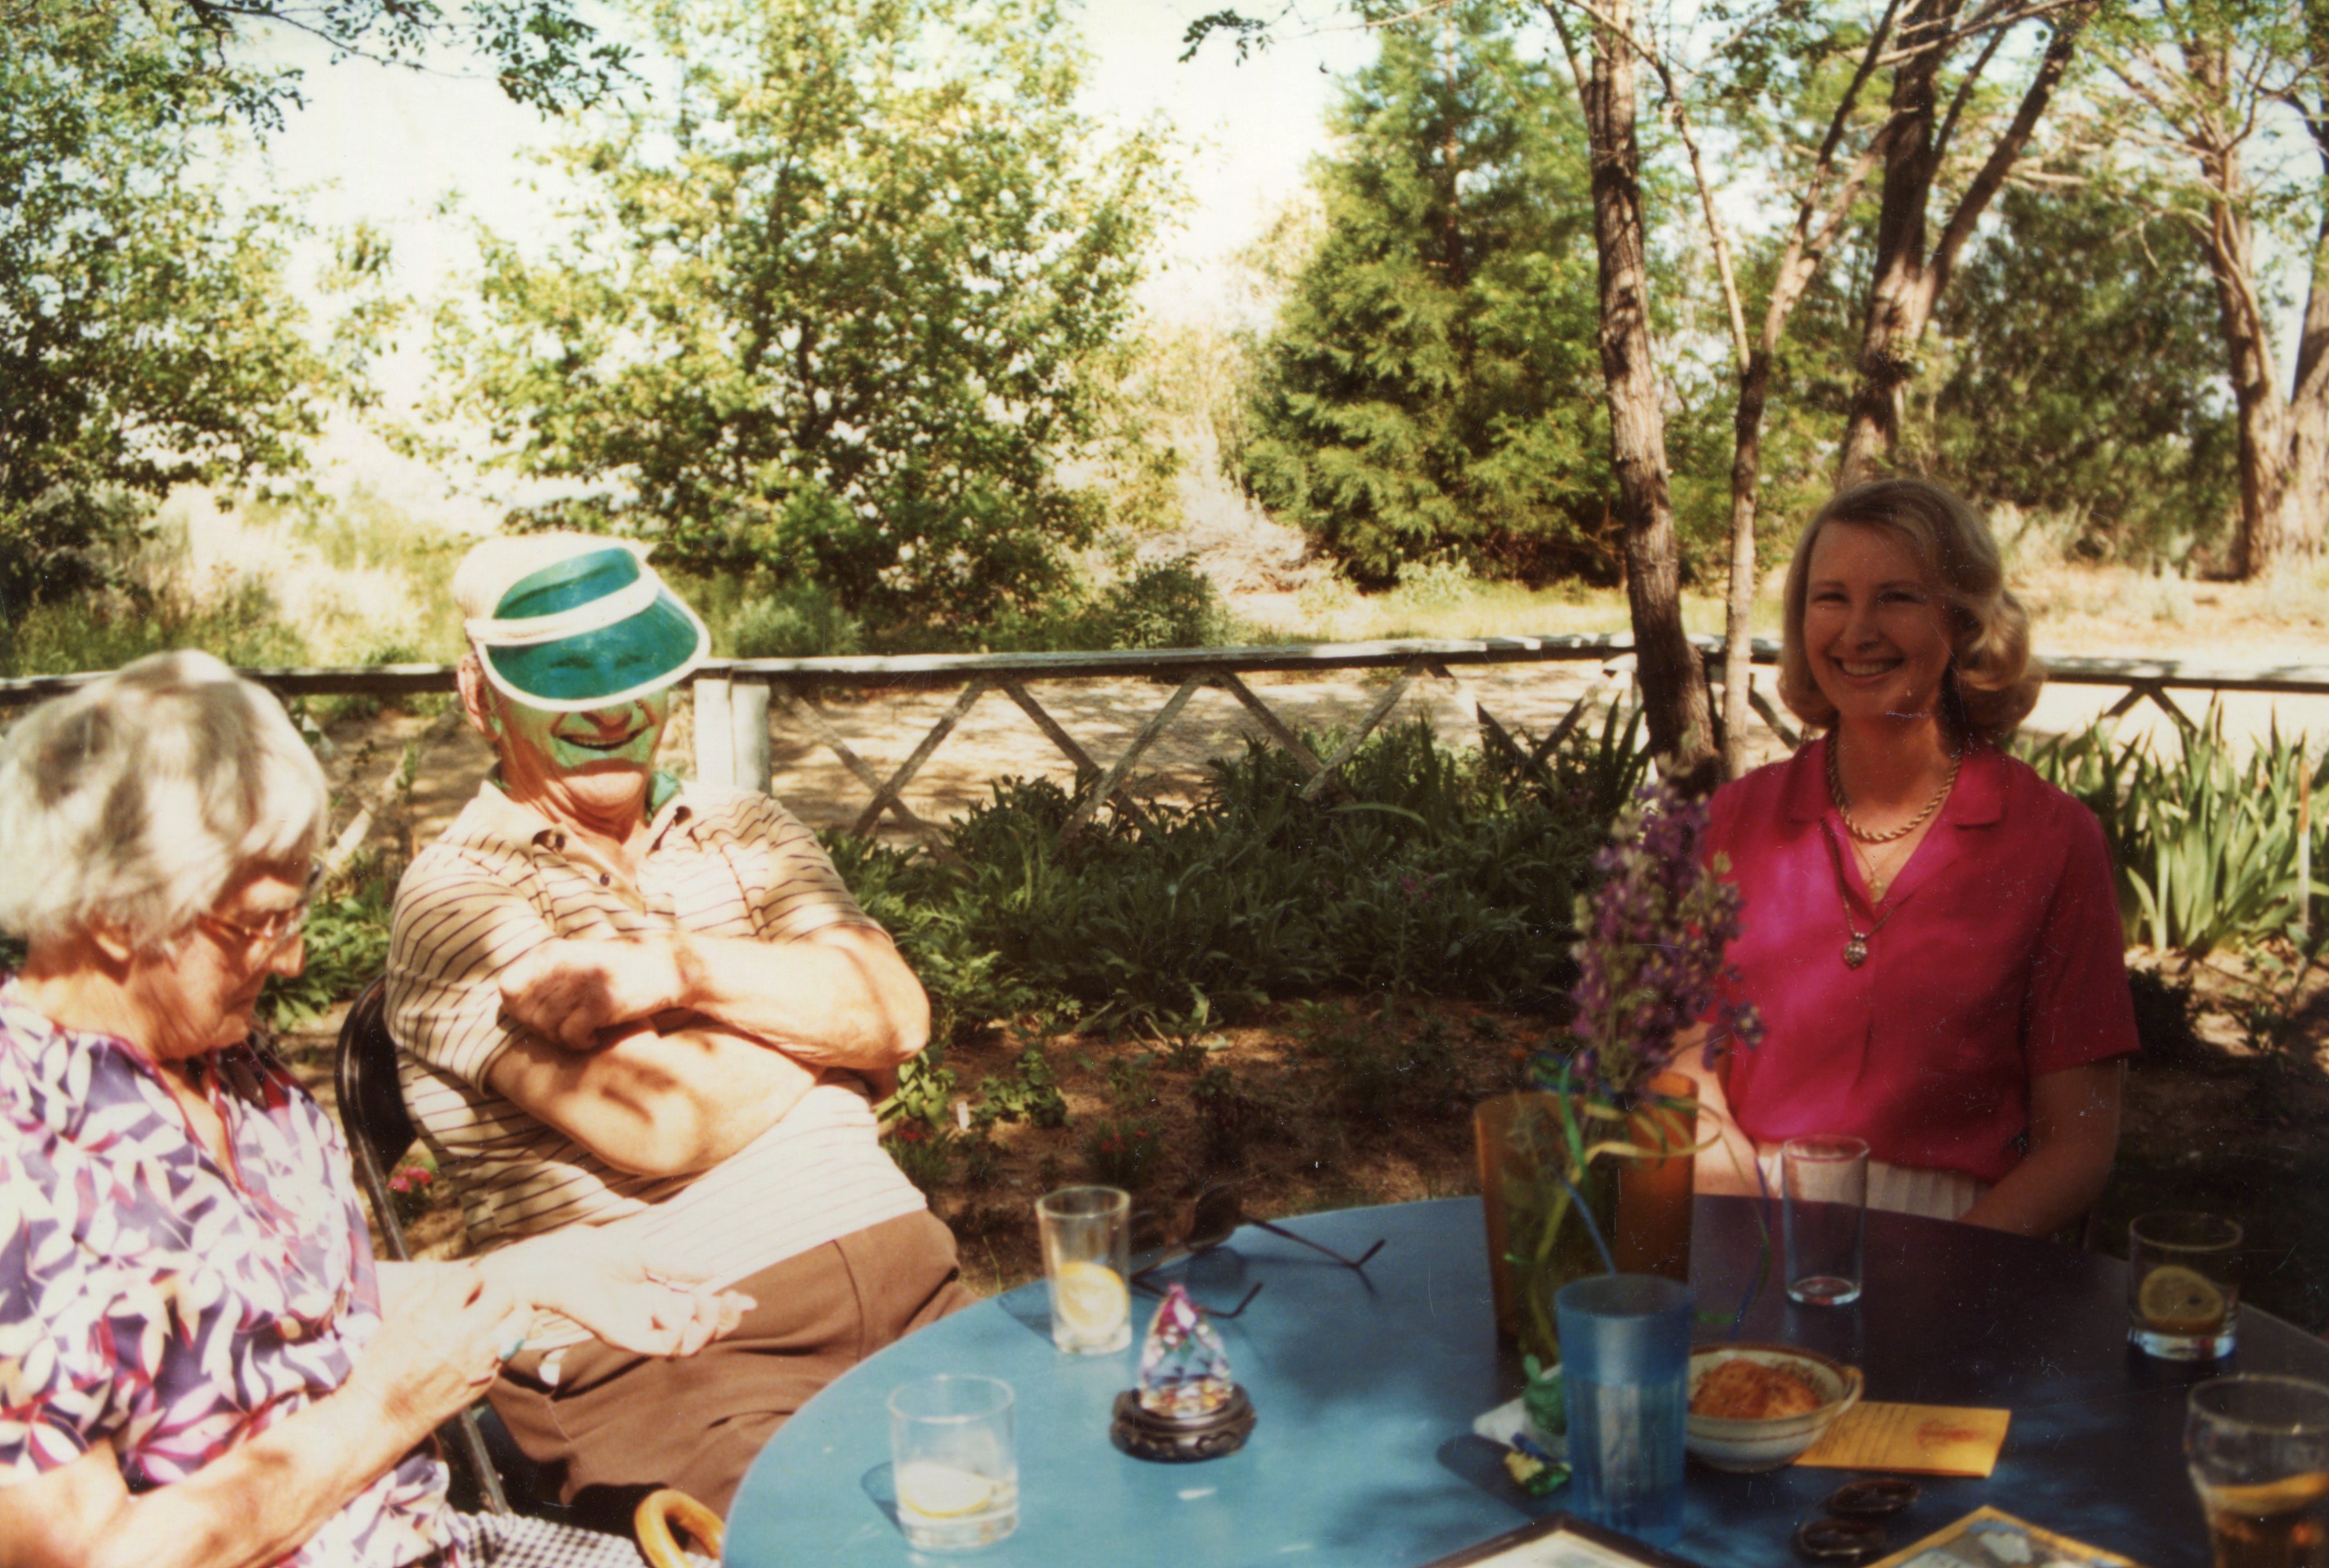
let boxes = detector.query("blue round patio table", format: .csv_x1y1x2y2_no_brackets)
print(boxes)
723,1196,2329,1567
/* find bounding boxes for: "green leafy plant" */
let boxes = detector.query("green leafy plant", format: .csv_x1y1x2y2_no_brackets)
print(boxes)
886,1055,960,1133
727,583,865,659
1105,1054,1159,1110
972,1047,1070,1131
822,714,1649,1049
2024,709,2327,954
259,886,394,1028
883,1123,955,1195
1155,1036,1214,1073
1080,1115,1163,1190
988,557,1234,652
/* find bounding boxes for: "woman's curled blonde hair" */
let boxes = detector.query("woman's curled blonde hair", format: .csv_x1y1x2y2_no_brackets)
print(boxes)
1777,477,2043,743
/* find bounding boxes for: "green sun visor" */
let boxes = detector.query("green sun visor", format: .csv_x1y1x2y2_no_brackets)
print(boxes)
471,546,710,712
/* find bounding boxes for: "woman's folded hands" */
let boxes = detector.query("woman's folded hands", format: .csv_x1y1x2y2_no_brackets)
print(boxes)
350,1266,534,1440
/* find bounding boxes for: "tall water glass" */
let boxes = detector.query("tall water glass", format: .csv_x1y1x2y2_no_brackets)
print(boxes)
2186,1375,2329,1568
1555,1273,1694,1547
1036,1186,1131,1353
889,1375,1019,1552
1783,1136,1870,1306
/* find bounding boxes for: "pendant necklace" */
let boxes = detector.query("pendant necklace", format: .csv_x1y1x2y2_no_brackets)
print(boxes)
1821,732,1962,966
1821,823,1893,968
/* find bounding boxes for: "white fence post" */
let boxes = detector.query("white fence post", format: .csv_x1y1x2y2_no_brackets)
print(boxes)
732,681,772,795
694,677,735,787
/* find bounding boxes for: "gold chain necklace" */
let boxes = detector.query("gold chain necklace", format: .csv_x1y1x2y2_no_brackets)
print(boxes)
1826,734,1962,845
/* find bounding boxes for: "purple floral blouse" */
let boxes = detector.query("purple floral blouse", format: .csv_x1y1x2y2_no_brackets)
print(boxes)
0,982,458,1566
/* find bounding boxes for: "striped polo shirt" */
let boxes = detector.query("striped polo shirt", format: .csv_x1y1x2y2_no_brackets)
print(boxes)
387,776,924,1348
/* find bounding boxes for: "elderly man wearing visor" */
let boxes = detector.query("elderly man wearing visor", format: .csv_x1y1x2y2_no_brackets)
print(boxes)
388,535,971,1522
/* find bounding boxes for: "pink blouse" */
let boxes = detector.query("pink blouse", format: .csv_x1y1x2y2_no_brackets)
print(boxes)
1705,738,2138,1184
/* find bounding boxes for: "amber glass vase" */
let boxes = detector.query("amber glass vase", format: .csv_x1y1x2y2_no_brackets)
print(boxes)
1474,1071,1697,1366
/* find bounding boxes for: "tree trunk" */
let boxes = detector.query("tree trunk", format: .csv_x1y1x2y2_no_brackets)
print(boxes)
2221,344,2302,578
1837,0,1957,484
1577,0,1715,784
1720,350,1772,775
2191,63,2327,576
1838,4,2088,482
2252,102,2329,571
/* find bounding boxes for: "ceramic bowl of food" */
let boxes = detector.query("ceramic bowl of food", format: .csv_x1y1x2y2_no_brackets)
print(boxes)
1684,1344,1863,1473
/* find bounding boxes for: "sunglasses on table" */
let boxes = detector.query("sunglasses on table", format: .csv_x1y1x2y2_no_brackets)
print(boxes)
1128,1183,1387,1319
1793,1478,1921,1563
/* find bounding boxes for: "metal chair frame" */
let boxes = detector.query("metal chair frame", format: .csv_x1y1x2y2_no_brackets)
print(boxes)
333,977,514,1516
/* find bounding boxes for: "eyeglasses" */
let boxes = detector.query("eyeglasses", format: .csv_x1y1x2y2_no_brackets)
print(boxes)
1129,1182,1387,1319
197,897,311,960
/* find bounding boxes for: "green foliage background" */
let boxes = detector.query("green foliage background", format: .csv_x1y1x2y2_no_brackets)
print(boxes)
1918,177,2238,566
438,0,1176,640
1234,2,1617,587
0,4,338,616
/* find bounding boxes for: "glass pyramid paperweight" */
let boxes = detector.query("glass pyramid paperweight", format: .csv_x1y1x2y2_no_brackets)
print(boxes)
1110,1284,1256,1462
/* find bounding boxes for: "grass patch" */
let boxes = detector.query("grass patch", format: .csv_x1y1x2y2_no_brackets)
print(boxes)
1,576,309,678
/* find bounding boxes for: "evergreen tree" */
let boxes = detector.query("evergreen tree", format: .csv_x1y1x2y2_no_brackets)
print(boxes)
1235,2,1612,586
1921,177,2236,565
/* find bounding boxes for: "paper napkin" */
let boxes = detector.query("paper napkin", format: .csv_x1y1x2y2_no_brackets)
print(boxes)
1793,1400,2012,1478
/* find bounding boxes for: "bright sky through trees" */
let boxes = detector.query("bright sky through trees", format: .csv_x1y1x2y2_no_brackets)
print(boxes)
240,5,1370,352
209,1,1377,514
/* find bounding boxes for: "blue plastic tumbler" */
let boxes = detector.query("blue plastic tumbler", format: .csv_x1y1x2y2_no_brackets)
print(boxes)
1554,1273,1694,1545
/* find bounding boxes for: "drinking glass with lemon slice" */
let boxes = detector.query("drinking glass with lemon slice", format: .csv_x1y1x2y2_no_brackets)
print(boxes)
889,1375,1019,1552
1037,1186,1132,1355
2186,1375,2329,1568
2130,1211,2243,1362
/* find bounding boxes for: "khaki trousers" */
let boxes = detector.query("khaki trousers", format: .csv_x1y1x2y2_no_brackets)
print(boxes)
489,1209,975,1520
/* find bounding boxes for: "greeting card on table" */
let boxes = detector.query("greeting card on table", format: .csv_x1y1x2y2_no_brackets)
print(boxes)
1793,1401,2012,1478
1869,1506,2147,1568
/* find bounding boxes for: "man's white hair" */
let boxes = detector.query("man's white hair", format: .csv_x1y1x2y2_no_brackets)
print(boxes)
0,649,329,952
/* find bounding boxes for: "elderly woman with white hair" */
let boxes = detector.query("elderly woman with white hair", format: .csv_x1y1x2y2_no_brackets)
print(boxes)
0,651,745,1568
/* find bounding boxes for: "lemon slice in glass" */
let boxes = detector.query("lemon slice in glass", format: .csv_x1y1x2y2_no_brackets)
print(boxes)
897,1461,999,1519
1052,1260,1129,1341
2207,1472,2329,1515
2139,1264,2228,1335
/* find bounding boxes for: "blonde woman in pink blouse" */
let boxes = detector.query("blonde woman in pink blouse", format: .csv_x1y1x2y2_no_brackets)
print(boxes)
1684,480,2135,1237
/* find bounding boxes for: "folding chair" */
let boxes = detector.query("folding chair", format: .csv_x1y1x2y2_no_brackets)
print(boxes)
335,977,520,1516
